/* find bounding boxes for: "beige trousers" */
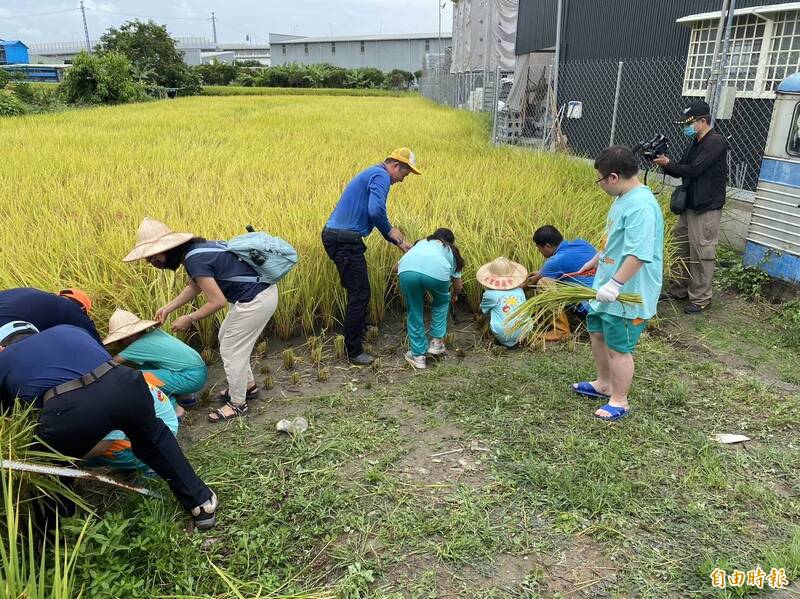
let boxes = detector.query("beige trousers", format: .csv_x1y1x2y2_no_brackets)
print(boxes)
669,208,722,306
218,285,278,406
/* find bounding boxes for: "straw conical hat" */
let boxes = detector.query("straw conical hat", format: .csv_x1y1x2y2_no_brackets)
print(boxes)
123,217,193,262
476,257,528,290
103,309,158,345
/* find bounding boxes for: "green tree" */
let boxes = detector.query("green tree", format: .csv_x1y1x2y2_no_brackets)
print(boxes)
195,61,239,86
97,20,200,93
60,51,145,105
388,69,414,90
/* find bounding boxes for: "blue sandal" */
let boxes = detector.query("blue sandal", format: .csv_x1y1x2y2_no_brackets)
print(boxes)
571,382,610,399
594,403,630,421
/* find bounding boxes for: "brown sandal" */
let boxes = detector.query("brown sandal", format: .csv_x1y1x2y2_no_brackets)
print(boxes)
207,401,249,423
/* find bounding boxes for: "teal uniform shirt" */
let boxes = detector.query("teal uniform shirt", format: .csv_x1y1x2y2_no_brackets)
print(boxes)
589,185,664,320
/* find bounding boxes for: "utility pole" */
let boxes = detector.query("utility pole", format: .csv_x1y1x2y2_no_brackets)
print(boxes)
80,1,91,53
438,0,442,55
705,0,731,108
211,12,218,47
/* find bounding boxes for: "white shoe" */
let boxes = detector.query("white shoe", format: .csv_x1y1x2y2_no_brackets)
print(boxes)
191,490,218,530
404,351,426,369
427,338,447,355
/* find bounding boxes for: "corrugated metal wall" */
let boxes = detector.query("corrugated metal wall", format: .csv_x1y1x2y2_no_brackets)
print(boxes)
516,0,789,59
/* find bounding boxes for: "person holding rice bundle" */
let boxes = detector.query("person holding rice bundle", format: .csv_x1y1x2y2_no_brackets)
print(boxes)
123,218,278,424
572,145,664,421
397,228,464,369
103,309,208,417
477,257,529,348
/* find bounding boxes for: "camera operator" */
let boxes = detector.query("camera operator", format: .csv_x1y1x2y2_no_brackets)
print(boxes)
653,100,728,314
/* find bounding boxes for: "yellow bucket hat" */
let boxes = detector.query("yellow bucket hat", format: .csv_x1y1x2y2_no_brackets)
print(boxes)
388,147,421,175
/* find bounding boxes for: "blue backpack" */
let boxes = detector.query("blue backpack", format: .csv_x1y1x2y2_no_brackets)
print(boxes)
185,228,299,285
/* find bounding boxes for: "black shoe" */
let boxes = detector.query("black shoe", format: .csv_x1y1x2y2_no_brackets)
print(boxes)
683,303,707,314
191,491,218,530
660,291,687,301
349,353,375,366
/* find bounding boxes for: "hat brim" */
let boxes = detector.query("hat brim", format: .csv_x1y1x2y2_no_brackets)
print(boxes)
123,232,194,262
103,319,159,345
476,262,529,290
675,114,706,125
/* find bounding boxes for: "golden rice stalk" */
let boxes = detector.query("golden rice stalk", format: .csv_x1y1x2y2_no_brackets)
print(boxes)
506,282,642,343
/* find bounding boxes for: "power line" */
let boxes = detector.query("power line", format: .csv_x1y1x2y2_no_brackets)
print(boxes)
84,8,211,22
2,7,78,19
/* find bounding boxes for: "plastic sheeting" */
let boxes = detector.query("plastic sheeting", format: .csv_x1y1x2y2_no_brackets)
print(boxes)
450,0,518,73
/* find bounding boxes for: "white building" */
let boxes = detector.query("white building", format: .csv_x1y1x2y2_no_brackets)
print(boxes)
269,32,452,73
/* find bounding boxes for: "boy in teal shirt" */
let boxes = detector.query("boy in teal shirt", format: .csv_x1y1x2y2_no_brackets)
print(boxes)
571,146,664,421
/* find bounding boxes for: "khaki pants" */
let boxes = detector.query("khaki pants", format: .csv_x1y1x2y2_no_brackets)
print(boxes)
218,285,278,406
669,208,721,306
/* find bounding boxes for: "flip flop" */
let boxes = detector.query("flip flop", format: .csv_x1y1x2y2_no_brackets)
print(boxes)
594,403,630,422
208,401,249,423
571,382,610,399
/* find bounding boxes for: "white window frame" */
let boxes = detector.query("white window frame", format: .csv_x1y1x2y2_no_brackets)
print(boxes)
682,10,800,99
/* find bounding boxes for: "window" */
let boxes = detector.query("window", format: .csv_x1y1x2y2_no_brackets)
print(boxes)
360,40,365,54
304,43,309,55
787,102,800,156
683,10,800,99
282,44,286,55
331,42,336,54
425,39,431,52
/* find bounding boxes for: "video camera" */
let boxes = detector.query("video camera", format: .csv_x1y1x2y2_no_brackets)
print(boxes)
632,134,669,161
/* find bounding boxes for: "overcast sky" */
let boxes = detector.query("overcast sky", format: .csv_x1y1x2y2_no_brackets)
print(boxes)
1,0,454,45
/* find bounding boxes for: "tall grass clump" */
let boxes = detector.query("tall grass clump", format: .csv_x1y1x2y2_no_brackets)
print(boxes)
0,94,675,346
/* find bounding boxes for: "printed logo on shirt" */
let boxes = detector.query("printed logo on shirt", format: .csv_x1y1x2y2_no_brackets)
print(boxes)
501,295,520,314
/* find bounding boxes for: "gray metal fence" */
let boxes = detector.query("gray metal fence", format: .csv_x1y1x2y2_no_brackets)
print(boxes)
420,56,775,192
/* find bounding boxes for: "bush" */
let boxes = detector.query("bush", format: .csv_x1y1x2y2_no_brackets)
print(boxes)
0,92,28,117
715,246,773,299
780,299,800,350
387,69,414,90
194,61,239,86
346,67,386,89
60,51,145,105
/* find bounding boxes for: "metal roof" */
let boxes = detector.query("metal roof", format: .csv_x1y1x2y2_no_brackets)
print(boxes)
778,72,800,93
0,40,28,48
676,2,800,24
279,32,451,44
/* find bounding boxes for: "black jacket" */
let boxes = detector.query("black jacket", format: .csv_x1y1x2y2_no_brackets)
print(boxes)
662,129,729,214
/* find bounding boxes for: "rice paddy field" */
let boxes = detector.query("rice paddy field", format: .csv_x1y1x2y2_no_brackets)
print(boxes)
0,94,665,343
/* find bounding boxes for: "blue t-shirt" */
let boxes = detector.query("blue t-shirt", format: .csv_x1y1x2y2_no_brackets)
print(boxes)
325,164,393,239
119,328,206,372
540,239,597,287
0,325,111,408
183,241,269,304
480,288,527,347
590,185,664,320
398,239,462,282
0,288,101,343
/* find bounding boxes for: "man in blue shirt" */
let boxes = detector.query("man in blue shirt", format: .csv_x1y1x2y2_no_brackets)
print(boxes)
322,148,420,365
527,225,597,287
0,287,101,343
0,322,218,529
525,225,597,341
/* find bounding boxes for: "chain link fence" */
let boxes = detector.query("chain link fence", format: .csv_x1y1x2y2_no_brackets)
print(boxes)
420,55,775,192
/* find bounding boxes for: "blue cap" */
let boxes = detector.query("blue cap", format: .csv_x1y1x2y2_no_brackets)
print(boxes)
0,321,39,344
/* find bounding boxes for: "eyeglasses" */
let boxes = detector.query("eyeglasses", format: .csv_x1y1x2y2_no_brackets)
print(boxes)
595,173,616,184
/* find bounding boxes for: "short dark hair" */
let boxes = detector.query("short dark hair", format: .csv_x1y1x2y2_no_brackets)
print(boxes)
594,145,639,179
533,225,563,247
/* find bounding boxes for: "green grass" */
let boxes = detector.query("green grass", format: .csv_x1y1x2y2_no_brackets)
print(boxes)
30,295,798,598
201,86,410,97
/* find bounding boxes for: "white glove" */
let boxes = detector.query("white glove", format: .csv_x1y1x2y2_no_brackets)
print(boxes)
596,278,623,303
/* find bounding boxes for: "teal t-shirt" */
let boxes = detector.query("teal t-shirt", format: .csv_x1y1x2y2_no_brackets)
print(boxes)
119,329,205,372
589,185,664,320
480,288,527,346
398,239,462,282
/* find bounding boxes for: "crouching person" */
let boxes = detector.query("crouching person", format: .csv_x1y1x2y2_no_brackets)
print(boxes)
0,322,218,529
104,309,208,413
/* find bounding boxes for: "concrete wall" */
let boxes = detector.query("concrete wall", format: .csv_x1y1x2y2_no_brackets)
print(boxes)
272,37,451,72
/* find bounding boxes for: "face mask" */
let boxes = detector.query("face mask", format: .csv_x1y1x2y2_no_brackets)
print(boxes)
683,124,697,138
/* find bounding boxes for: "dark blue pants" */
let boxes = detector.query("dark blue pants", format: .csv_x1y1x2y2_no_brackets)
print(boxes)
321,229,370,357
